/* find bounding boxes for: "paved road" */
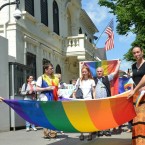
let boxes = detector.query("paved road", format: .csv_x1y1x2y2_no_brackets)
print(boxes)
0,127,132,145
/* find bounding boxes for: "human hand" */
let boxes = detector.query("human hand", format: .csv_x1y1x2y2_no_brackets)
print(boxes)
0,97,4,102
127,90,135,99
28,90,33,94
72,92,76,98
118,59,121,64
139,86,145,92
47,86,55,90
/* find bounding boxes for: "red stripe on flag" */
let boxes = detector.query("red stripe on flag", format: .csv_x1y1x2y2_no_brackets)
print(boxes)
105,20,114,51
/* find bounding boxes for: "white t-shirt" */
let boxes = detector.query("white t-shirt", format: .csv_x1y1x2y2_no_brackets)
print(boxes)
75,79,95,100
36,76,48,101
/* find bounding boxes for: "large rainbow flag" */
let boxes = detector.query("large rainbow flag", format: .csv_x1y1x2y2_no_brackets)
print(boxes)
3,91,136,132
80,60,118,95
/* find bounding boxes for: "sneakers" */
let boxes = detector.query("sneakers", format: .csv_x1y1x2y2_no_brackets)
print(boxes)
104,131,111,136
98,131,103,137
26,127,37,131
32,127,37,131
126,129,132,133
87,134,92,141
26,127,30,132
79,135,84,141
60,131,65,135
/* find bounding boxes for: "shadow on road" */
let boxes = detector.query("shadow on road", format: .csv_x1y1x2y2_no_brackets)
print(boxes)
48,134,131,145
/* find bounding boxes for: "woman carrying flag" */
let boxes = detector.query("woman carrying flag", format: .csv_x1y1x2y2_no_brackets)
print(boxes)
128,46,145,145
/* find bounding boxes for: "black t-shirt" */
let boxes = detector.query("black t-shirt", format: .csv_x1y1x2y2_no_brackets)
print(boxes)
132,62,145,85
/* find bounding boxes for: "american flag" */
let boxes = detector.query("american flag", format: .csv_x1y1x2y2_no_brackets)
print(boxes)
105,20,114,51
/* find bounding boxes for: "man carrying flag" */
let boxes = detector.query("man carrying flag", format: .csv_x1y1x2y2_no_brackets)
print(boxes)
36,63,59,138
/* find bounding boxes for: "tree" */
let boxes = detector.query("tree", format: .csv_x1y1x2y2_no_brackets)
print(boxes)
98,0,145,61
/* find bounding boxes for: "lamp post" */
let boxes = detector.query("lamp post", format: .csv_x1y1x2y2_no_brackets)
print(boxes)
0,0,21,20
0,0,20,11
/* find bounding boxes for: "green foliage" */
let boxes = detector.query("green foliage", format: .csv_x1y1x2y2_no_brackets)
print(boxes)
98,0,145,61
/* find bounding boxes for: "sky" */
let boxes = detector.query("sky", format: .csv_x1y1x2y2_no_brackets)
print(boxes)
82,0,136,72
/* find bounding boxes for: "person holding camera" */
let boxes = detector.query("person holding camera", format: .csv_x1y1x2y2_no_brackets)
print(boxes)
21,75,37,132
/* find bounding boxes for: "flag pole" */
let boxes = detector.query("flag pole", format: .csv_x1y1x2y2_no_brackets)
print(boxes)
95,18,113,46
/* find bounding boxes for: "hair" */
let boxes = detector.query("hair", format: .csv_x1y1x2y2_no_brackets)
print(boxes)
81,65,93,80
26,75,33,83
96,67,104,72
131,46,143,52
43,63,53,73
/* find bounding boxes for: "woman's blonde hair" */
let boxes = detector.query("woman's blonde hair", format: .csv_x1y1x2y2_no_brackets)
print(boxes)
81,65,93,80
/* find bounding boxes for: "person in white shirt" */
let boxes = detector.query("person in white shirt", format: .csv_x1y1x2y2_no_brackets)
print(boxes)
21,75,37,132
73,65,96,141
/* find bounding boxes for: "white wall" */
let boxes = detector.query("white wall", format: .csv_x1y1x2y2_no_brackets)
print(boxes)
0,36,10,131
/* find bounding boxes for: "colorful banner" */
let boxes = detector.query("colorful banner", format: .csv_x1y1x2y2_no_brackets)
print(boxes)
119,77,130,93
59,89,74,98
80,60,118,95
4,91,136,132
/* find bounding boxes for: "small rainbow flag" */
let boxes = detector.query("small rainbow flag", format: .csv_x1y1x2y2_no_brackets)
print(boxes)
119,77,133,93
80,60,118,95
124,78,134,90
3,91,136,132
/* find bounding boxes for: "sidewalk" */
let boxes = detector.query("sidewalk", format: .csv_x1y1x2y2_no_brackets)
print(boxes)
0,127,132,145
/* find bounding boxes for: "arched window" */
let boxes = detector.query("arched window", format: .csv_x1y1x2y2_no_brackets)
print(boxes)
26,52,36,78
41,0,48,26
89,38,92,43
79,28,82,34
55,64,61,74
53,0,59,35
25,0,34,16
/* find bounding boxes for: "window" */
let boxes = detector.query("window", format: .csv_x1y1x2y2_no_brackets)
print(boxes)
26,52,36,78
25,0,34,16
55,64,61,74
89,38,92,43
53,0,59,35
79,28,82,34
41,0,48,26
9,62,35,96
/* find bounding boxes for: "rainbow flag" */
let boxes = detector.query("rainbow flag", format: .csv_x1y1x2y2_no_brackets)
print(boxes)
119,77,131,93
124,78,134,90
80,60,118,95
4,91,136,132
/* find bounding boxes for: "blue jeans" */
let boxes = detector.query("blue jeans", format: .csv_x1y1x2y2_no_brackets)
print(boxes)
24,96,35,128
26,121,35,128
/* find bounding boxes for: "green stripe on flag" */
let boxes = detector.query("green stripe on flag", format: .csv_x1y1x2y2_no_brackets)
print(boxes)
40,101,78,132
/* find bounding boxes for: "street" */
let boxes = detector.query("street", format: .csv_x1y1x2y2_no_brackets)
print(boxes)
0,127,132,145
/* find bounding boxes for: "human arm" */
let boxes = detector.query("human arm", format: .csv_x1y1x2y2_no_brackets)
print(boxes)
91,79,96,99
92,86,96,99
112,60,121,76
21,83,35,95
128,75,145,99
36,86,55,92
20,83,27,95
72,78,80,98
36,76,55,92
138,86,145,92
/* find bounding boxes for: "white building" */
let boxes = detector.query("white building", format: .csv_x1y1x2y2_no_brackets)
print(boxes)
0,0,105,131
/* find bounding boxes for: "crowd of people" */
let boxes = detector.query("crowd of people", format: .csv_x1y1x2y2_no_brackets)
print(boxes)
0,46,145,145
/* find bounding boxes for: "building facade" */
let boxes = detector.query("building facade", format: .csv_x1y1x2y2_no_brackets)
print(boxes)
0,0,102,131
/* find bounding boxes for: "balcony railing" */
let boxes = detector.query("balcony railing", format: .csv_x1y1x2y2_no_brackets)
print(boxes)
65,34,96,60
